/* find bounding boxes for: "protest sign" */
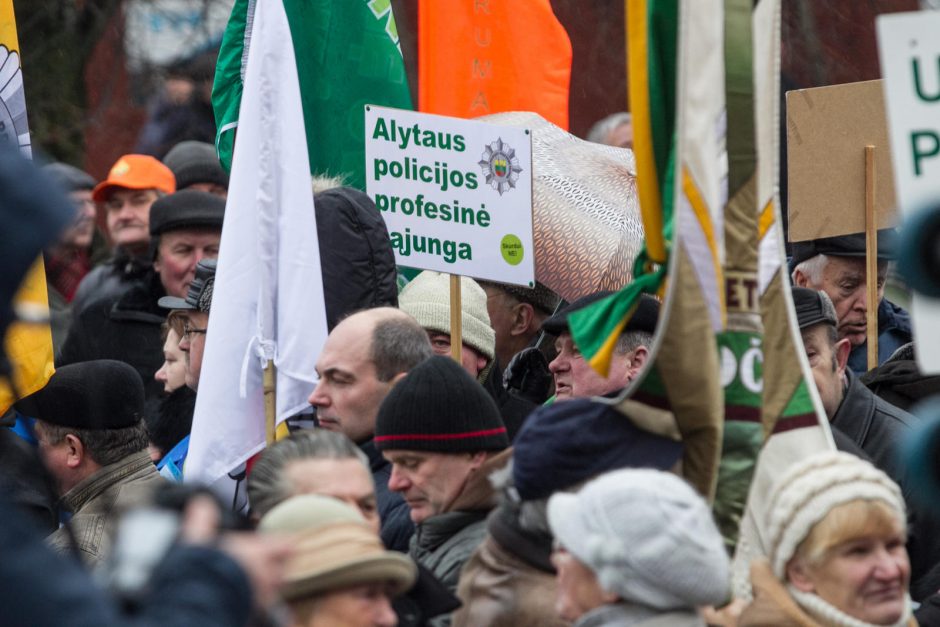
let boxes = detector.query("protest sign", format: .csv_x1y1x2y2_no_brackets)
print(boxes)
877,11,940,374
365,105,535,287
786,80,897,242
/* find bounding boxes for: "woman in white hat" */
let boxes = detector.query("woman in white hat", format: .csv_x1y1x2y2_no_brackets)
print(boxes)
259,494,417,627
740,451,915,626
547,468,730,626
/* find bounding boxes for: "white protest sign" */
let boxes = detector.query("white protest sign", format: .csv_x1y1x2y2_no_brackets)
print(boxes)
877,10,940,373
365,105,535,287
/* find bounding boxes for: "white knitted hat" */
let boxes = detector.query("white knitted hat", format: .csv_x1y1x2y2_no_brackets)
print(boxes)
765,451,906,579
398,271,495,361
547,468,730,610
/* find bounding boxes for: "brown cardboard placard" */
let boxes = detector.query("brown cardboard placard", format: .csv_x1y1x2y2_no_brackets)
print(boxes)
786,79,897,242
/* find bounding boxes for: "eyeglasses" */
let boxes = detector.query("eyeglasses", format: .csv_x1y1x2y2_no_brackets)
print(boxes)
181,324,208,340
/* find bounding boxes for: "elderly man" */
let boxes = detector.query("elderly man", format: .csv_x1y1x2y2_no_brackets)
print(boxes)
377,355,511,609
24,360,164,567
544,291,659,401
307,307,433,551
61,191,224,401
72,154,176,310
790,231,911,373
477,280,559,370
792,287,915,485
400,271,537,438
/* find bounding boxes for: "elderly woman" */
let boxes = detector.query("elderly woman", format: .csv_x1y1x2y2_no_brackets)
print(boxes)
260,494,417,627
740,451,916,627
547,468,730,626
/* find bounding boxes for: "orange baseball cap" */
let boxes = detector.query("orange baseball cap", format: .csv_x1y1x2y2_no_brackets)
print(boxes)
92,154,176,202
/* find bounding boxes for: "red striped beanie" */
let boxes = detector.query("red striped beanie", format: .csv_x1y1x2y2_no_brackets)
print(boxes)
374,355,509,453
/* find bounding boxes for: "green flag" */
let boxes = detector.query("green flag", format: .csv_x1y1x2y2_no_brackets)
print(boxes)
212,0,413,190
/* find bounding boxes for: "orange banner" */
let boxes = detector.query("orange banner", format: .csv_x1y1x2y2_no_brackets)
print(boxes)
418,0,572,129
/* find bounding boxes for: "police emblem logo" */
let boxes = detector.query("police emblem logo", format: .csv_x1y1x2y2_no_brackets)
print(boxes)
478,138,522,195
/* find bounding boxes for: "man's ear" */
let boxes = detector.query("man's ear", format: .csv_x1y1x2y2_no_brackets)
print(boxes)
64,434,85,469
792,268,809,288
467,450,488,471
786,557,817,593
510,303,536,337
834,337,851,376
630,345,650,369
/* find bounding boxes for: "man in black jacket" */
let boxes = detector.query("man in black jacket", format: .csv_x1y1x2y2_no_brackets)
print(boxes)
60,191,224,401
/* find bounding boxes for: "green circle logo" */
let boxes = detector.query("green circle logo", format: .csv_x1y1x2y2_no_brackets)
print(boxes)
500,234,524,265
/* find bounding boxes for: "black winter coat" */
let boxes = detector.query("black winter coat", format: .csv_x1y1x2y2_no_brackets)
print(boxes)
59,272,166,402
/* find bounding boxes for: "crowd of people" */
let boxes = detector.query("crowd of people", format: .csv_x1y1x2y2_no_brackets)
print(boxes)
0,103,938,627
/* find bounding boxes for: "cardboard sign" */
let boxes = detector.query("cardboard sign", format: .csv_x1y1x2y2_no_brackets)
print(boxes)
786,80,897,242
877,11,940,374
365,105,535,286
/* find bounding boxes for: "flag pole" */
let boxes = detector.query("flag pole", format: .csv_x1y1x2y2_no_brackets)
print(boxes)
450,275,463,364
865,145,878,371
263,362,277,444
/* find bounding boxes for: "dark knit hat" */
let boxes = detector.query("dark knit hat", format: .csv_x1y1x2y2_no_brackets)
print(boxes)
158,258,216,312
19,360,145,430
789,229,899,269
42,162,96,192
541,291,660,336
149,190,226,236
512,398,683,500
375,356,509,453
791,286,837,330
162,140,229,191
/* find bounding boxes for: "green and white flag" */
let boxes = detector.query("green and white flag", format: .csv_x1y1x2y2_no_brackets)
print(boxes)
212,0,413,190
729,0,834,598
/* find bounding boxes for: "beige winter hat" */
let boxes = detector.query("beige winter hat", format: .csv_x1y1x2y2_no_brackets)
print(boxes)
259,494,417,600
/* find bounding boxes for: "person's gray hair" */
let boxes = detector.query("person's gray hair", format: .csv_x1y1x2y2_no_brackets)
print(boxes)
791,253,829,285
615,329,652,355
370,315,433,382
38,419,149,467
587,112,632,144
248,429,370,518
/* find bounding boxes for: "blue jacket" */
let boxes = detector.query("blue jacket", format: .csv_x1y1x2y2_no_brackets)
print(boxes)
847,298,912,374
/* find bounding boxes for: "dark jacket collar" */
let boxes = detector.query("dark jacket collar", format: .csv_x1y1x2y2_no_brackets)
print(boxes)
831,370,875,447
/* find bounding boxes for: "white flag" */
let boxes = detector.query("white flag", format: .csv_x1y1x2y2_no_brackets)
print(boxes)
185,0,327,484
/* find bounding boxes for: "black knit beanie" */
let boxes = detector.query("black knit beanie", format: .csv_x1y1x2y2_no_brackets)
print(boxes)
162,140,229,191
375,355,509,453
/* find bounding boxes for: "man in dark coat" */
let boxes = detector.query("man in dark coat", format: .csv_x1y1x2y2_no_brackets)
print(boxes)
376,356,511,626
24,360,166,567
71,155,176,311
307,307,433,551
60,191,224,401
790,231,912,373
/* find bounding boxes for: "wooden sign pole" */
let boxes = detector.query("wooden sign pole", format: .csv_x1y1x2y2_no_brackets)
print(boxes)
864,145,879,371
264,362,277,445
450,275,463,365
